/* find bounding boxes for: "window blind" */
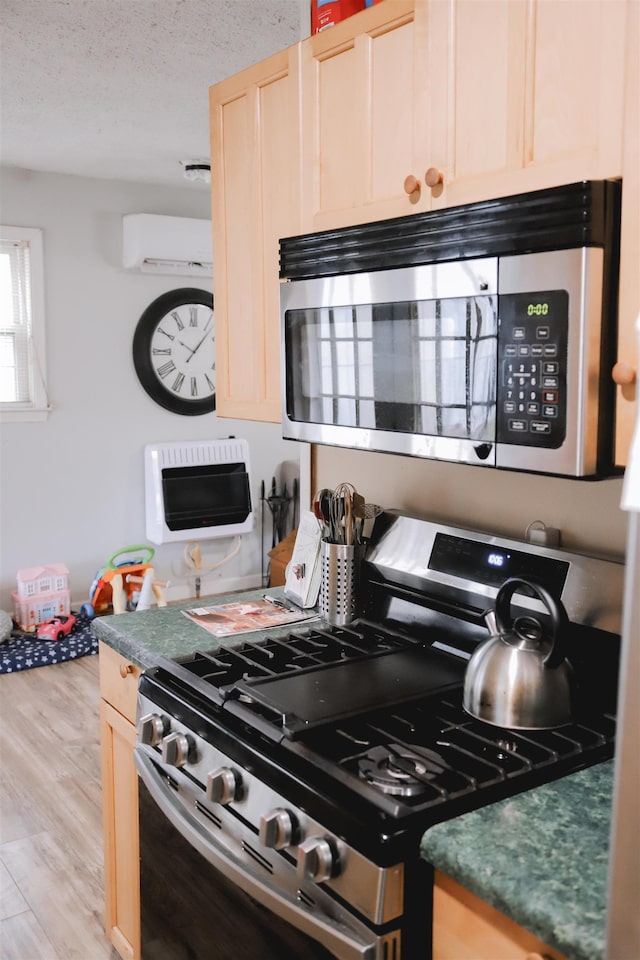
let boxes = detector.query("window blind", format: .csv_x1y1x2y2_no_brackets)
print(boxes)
0,237,33,403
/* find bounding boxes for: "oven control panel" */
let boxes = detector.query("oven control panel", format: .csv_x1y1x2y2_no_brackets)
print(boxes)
136,694,403,927
497,290,568,448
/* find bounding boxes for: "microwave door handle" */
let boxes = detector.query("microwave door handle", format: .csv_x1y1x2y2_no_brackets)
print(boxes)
134,749,377,960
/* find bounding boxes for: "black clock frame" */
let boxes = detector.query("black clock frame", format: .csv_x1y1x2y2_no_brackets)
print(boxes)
132,287,215,416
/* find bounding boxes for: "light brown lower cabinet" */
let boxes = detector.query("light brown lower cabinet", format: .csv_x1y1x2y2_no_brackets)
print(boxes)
99,641,141,960
432,870,568,960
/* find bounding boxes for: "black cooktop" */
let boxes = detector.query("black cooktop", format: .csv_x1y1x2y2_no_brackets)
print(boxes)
157,618,616,822
170,620,464,735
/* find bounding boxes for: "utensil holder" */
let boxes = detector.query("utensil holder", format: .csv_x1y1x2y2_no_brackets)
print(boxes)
319,540,362,626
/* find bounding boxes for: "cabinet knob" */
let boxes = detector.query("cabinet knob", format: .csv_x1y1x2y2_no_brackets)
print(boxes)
403,174,421,196
612,361,637,386
425,166,444,187
119,663,134,678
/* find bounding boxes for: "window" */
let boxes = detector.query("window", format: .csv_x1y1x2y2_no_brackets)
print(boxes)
0,226,49,421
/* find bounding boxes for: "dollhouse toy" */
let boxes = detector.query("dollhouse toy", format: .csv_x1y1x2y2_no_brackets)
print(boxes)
12,563,70,630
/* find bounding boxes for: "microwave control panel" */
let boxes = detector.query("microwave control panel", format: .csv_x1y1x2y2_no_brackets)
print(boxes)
496,290,568,448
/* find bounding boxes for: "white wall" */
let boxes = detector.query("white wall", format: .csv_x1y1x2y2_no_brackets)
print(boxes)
0,167,301,612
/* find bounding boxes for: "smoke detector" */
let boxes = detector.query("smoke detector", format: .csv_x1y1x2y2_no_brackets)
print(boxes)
181,159,211,184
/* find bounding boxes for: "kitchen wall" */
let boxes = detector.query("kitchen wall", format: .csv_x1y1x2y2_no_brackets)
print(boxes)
0,166,301,613
314,444,627,560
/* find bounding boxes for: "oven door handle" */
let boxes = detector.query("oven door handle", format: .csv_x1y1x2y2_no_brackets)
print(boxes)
134,749,379,960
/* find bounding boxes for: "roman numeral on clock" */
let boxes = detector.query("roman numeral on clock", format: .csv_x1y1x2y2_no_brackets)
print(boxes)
170,310,185,331
157,360,176,379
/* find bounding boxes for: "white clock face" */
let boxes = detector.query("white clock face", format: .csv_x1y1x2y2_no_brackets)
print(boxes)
150,301,215,402
133,289,215,416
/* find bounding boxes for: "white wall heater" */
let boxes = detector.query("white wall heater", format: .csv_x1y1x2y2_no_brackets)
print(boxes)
144,439,253,545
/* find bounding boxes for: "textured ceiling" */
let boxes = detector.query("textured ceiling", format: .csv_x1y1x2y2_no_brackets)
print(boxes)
0,0,309,188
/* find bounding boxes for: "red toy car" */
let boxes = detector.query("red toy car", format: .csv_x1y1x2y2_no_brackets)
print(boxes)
36,613,77,641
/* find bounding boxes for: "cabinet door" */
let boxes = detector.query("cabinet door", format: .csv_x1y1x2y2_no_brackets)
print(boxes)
430,0,627,208
301,0,434,230
613,0,639,466
432,871,567,960
100,698,140,960
210,46,302,422
98,641,140,723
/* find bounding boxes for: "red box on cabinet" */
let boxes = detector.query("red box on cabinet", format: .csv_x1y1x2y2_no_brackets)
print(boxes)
311,0,367,33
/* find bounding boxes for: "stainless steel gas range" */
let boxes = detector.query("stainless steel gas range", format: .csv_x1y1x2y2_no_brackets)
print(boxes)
134,512,623,960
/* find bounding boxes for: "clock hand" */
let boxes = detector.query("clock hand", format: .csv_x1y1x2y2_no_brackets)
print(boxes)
185,315,214,363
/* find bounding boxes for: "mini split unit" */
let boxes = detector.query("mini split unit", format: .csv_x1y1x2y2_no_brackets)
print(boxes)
122,214,213,278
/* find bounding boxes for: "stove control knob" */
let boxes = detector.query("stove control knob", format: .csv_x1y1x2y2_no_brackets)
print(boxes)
297,837,341,884
138,713,169,747
259,808,299,850
161,732,196,768
206,767,243,805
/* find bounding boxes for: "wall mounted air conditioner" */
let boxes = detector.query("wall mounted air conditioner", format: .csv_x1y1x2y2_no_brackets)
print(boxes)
122,214,212,277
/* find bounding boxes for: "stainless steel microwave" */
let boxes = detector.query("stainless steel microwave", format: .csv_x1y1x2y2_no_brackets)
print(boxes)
280,180,621,478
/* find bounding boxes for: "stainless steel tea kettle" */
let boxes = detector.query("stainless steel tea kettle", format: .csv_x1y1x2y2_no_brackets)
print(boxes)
463,577,575,729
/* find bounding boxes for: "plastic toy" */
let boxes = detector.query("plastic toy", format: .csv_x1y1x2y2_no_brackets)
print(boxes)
90,545,166,614
36,613,77,641
12,563,70,630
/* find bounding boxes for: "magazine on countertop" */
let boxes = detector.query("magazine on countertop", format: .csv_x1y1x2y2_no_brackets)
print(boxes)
181,596,320,638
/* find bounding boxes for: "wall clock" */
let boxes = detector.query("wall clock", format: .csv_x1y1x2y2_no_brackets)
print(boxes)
133,287,215,416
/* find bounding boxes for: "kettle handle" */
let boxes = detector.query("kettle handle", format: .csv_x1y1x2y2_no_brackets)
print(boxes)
494,577,570,668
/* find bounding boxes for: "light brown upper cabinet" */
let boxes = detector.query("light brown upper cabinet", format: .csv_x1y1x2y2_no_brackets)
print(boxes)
427,0,627,207
613,0,639,465
209,46,302,422
300,0,429,229
299,0,627,230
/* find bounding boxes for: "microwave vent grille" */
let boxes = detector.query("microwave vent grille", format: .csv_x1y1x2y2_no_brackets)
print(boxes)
280,179,621,280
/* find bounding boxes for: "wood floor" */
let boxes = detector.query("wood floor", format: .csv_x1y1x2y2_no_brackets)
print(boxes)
0,653,119,959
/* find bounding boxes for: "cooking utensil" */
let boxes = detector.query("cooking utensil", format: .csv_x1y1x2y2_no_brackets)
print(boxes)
463,577,574,729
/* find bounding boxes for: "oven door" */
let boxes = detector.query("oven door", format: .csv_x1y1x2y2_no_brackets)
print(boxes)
134,749,385,960
281,259,499,467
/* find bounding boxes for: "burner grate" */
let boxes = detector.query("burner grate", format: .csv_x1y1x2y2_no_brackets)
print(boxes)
181,621,413,689
162,618,617,824
298,695,617,812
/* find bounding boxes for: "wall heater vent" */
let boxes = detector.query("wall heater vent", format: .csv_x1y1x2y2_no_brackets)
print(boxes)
144,439,253,544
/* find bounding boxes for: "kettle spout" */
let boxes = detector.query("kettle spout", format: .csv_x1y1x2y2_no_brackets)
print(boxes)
483,608,499,636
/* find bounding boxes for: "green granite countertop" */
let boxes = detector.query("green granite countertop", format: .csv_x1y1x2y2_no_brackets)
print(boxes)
90,588,318,668
422,760,613,960
93,598,612,960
